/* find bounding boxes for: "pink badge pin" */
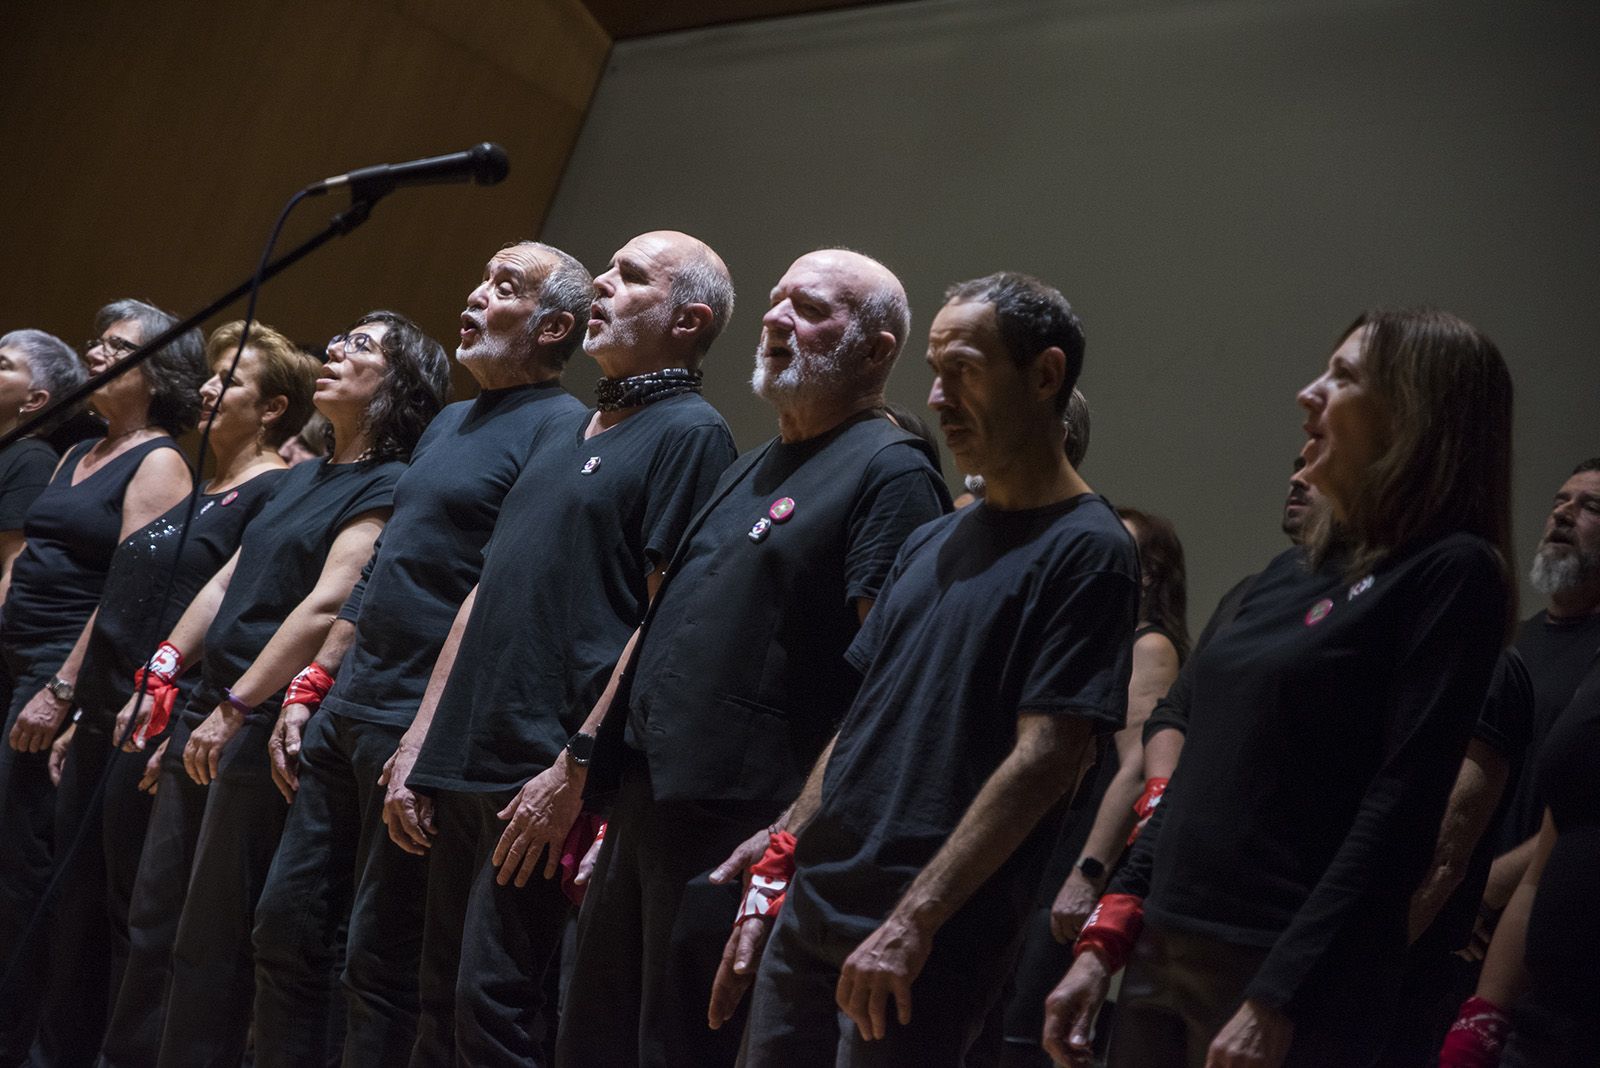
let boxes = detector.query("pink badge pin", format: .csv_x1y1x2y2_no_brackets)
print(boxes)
1304,598,1334,626
221,490,239,507
769,497,796,523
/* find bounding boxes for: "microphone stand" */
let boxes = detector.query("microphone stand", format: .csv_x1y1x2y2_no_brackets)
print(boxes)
0,196,376,450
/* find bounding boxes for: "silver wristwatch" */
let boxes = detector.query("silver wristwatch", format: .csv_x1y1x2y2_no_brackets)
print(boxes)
46,674,75,703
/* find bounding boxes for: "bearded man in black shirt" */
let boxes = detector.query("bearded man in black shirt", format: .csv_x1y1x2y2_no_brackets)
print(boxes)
384,231,738,1066
730,273,1138,1064
548,249,951,1067
247,241,594,1067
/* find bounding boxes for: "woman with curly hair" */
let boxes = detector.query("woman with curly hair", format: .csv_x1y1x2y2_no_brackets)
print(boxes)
100,310,450,1068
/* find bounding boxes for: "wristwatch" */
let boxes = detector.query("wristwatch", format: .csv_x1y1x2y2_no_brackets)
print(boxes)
1076,855,1106,881
564,730,596,767
45,675,75,704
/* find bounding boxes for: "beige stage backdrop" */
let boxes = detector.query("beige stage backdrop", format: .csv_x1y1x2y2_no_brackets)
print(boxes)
540,0,1600,624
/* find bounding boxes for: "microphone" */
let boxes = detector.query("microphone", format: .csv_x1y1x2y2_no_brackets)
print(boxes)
309,143,510,199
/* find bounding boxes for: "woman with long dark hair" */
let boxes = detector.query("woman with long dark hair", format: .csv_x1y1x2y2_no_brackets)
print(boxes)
99,310,449,1068
1045,308,1514,1068
27,320,316,1065
0,299,204,1061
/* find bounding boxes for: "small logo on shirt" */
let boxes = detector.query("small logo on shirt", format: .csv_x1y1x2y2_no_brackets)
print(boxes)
199,500,216,516
1347,574,1374,600
1304,598,1334,626
769,497,796,523
748,517,772,543
580,456,601,475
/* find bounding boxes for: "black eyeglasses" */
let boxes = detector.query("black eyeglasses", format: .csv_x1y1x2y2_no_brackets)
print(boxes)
326,332,381,355
86,335,140,358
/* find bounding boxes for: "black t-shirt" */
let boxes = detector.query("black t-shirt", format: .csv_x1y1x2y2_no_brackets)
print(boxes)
789,494,1139,953
617,415,951,804
323,383,587,728
2,437,187,651
1129,533,1506,1018
74,469,285,722
1414,648,1534,952
1143,571,1257,744
1521,654,1600,1021
0,437,57,530
186,457,403,721
1493,610,1600,855
409,394,736,794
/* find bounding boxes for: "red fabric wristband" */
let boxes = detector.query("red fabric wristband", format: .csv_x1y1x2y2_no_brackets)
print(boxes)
1073,893,1144,973
735,830,798,926
1439,995,1510,1067
285,662,336,712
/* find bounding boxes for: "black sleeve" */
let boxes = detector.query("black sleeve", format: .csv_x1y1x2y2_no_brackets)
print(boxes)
1242,541,1508,1017
0,443,57,530
843,459,950,606
1017,567,1140,727
1107,781,1167,898
335,466,402,528
1141,573,1254,744
643,422,737,566
1469,648,1533,763
844,523,934,674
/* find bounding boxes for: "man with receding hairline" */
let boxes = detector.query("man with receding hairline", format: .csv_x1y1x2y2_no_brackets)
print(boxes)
386,231,738,1066
551,249,950,1067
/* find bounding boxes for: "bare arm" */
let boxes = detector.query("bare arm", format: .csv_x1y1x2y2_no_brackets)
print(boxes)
119,447,194,541
267,617,361,800
1474,810,1556,1010
182,511,388,785
1407,738,1510,941
837,712,1095,1040
1142,726,1184,780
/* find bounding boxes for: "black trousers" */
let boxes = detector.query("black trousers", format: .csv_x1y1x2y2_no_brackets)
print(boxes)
412,788,569,1067
28,712,159,1067
0,645,67,1066
1106,921,1399,1068
253,709,425,1068
1374,943,1476,1067
742,894,1015,1067
98,711,289,1068
556,755,775,1068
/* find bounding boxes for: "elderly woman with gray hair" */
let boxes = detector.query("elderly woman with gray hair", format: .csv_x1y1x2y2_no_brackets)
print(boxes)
0,298,204,1063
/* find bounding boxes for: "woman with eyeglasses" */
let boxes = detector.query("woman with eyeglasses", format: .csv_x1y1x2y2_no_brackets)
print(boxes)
24,320,316,1066
0,299,204,1062
1044,308,1514,1068
99,311,449,1068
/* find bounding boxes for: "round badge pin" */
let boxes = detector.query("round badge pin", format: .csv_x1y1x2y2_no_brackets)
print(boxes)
769,497,796,523
220,490,239,507
581,456,602,475
1304,598,1334,626
1347,575,1374,601
748,517,772,543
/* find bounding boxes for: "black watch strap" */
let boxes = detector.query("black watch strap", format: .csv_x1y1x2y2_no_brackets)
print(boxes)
1077,855,1106,881
565,730,596,767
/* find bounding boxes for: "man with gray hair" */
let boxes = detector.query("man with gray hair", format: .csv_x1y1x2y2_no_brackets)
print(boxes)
0,329,86,605
552,249,951,1067
248,241,594,1066
1478,458,1600,943
386,230,739,1065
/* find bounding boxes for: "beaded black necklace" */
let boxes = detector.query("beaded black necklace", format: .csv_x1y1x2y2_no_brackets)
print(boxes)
594,368,703,412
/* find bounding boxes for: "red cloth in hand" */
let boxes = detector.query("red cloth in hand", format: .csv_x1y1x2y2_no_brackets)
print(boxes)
736,830,797,926
1439,996,1510,1067
130,641,183,746
559,813,606,906
285,662,336,713
1073,893,1144,973
1128,776,1168,846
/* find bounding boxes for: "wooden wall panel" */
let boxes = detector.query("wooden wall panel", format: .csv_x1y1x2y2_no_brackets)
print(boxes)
0,0,609,400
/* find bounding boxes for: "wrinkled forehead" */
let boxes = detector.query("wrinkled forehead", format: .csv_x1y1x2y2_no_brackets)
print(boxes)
489,244,552,278
1558,471,1600,499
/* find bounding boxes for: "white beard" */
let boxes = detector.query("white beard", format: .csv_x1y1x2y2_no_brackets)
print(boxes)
1529,542,1600,595
751,321,862,405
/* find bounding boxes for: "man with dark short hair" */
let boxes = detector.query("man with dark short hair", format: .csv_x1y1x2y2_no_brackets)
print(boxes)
740,273,1138,1063
551,249,950,1067
384,231,738,1066
247,242,593,1067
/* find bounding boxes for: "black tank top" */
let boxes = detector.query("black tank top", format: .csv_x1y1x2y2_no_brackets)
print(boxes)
0,437,187,651
73,468,286,722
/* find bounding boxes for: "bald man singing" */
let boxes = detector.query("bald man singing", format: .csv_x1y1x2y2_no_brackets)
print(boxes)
552,250,951,1067
385,231,739,1066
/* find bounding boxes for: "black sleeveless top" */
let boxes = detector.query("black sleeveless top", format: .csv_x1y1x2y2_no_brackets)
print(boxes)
1,437,187,652
73,467,287,723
